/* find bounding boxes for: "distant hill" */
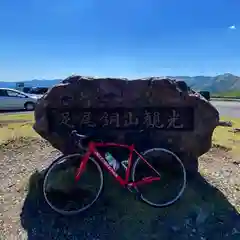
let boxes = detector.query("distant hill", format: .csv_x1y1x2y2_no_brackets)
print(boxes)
1,73,240,94
174,73,240,93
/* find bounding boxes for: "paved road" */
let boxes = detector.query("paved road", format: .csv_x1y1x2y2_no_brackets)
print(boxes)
0,101,240,118
210,100,240,118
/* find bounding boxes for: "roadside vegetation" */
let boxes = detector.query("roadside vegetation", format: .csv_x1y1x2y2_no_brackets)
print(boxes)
213,117,240,156
212,90,240,98
0,112,38,146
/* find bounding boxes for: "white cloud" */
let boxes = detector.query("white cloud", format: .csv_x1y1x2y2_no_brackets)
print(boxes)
229,25,236,30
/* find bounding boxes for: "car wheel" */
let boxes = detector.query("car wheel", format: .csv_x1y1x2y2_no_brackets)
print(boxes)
24,102,35,111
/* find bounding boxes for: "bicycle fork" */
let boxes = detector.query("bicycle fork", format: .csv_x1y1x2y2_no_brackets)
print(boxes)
75,152,91,181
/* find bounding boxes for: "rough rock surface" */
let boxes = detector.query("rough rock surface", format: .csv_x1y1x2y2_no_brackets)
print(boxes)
33,75,219,170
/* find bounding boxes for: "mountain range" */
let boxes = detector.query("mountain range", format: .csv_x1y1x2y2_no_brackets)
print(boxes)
172,73,240,93
1,73,240,93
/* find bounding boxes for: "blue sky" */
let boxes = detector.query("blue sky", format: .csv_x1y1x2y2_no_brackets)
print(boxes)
0,0,240,81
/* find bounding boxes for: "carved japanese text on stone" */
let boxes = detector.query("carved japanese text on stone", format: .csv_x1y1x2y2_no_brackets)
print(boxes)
47,107,194,131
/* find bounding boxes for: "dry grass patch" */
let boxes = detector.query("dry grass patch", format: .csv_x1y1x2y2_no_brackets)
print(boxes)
212,117,240,156
0,112,39,145
0,112,34,122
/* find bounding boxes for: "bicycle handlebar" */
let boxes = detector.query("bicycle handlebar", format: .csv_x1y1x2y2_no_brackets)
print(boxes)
71,130,89,150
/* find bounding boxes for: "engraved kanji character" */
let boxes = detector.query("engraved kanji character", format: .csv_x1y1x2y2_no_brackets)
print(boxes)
60,112,73,127
167,110,183,129
80,112,96,127
61,96,73,106
143,110,164,128
124,112,139,127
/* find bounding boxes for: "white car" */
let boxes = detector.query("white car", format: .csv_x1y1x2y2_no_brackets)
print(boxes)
0,88,42,111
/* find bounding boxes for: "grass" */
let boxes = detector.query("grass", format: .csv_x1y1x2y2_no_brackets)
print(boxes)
0,112,38,145
0,112,34,122
212,90,240,98
0,112,240,155
212,116,240,156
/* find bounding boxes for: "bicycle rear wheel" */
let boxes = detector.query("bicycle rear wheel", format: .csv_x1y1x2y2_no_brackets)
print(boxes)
43,153,103,215
132,148,186,207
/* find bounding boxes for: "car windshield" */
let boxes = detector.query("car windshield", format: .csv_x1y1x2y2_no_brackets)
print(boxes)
6,90,27,98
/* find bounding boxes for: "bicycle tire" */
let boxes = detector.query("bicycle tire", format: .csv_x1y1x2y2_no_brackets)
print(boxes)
43,153,104,215
131,148,186,207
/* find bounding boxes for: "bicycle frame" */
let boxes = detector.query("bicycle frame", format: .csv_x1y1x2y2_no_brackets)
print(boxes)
75,142,161,188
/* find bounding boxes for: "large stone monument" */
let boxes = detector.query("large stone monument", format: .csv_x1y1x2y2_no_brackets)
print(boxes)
33,75,219,172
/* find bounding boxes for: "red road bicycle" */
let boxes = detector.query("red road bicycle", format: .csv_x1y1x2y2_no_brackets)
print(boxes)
43,130,186,215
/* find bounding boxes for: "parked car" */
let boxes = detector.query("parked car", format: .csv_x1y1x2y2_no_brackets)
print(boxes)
199,91,211,101
29,87,49,95
0,88,41,111
21,87,49,95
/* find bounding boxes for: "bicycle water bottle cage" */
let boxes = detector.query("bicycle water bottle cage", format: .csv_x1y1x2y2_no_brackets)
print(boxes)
121,161,128,170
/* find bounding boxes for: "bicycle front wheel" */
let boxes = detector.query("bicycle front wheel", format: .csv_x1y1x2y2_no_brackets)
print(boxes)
132,148,186,207
43,153,103,215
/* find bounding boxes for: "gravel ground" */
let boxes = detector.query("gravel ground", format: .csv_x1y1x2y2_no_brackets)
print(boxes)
0,138,239,240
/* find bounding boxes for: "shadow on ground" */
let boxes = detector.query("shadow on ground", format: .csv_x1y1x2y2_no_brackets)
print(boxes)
20,169,240,240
